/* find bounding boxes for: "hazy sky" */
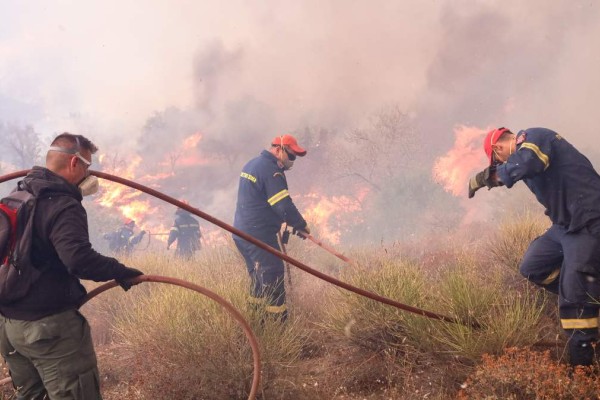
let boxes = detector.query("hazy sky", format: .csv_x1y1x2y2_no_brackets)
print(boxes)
0,1,439,146
2,1,599,150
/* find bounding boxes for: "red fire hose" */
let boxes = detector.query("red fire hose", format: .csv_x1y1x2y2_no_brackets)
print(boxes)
0,170,477,328
81,275,261,400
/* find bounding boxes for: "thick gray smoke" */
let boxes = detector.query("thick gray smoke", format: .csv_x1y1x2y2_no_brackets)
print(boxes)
1,1,600,245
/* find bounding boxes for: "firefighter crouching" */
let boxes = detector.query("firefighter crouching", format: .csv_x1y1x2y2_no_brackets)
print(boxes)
103,219,146,255
469,127,600,366
233,134,310,322
167,206,202,259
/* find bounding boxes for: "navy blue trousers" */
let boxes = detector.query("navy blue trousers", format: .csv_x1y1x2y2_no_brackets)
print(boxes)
233,234,287,317
520,224,600,346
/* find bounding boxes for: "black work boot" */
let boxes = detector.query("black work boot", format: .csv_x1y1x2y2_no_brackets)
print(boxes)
568,340,596,367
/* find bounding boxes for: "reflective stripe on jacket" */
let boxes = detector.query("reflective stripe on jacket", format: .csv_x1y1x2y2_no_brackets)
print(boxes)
233,150,306,236
497,127,600,232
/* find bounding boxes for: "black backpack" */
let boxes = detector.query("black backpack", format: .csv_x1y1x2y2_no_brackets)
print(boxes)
0,187,40,304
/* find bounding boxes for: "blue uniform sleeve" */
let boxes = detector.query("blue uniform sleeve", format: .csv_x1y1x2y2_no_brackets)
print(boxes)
496,130,552,188
264,171,307,229
167,221,178,246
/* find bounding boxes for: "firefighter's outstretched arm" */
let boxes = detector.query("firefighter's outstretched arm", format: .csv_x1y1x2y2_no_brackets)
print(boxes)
468,166,503,198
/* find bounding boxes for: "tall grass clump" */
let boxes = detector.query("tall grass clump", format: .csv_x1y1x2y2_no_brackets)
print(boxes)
107,248,307,399
488,211,550,272
430,253,549,360
321,253,431,353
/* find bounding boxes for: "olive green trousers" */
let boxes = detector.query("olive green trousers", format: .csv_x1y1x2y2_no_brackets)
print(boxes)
0,309,101,400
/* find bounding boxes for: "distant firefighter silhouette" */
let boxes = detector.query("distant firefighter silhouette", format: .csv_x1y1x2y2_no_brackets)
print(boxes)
167,207,201,259
104,219,146,255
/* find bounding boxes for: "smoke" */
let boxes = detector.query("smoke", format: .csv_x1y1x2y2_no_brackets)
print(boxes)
1,1,600,244
419,1,600,152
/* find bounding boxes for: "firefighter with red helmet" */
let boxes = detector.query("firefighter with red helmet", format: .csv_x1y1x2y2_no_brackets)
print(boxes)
469,127,600,366
233,134,310,321
103,219,146,255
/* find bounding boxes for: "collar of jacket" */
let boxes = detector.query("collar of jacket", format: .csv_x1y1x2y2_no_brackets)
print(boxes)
260,150,284,172
21,166,83,201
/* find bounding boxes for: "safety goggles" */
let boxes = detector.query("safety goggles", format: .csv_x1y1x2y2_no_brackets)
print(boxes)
48,137,92,166
284,148,297,161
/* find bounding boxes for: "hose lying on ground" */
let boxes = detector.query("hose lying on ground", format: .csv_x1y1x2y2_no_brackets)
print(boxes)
82,275,261,400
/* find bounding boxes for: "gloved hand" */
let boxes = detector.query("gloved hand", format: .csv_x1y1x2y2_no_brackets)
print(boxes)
468,166,502,198
116,267,144,291
281,229,290,245
140,230,147,236
292,226,310,239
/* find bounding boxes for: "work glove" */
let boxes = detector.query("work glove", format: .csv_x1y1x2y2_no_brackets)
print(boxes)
468,166,503,199
140,230,147,236
281,229,290,245
116,267,144,291
292,226,310,239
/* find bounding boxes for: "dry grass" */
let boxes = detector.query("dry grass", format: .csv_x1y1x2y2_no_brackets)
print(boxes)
105,249,307,399
429,252,549,360
487,211,550,272
1,215,590,399
459,347,600,399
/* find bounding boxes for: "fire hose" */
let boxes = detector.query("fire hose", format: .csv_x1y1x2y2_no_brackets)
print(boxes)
0,171,261,399
0,275,261,398
0,169,476,328
82,275,260,400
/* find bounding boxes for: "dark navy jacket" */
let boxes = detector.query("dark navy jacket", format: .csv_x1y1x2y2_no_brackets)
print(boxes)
497,127,600,232
234,150,307,237
168,209,201,252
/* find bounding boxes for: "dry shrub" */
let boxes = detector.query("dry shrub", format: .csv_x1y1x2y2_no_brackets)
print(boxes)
106,248,306,399
459,347,600,399
321,254,431,353
488,211,550,272
430,253,548,360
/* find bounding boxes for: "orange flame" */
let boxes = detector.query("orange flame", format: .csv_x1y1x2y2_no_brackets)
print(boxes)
432,125,489,197
183,132,203,150
299,188,368,244
118,200,157,225
94,154,163,230
200,228,230,248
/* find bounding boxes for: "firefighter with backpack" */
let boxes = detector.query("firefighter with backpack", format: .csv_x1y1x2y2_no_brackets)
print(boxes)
0,133,143,400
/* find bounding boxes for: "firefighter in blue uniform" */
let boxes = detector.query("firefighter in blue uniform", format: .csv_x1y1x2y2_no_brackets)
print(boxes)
233,134,310,321
469,127,600,366
103,219,146,255
167,206,201,259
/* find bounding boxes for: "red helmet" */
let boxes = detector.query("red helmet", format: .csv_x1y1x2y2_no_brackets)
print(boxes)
483,127,509,165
